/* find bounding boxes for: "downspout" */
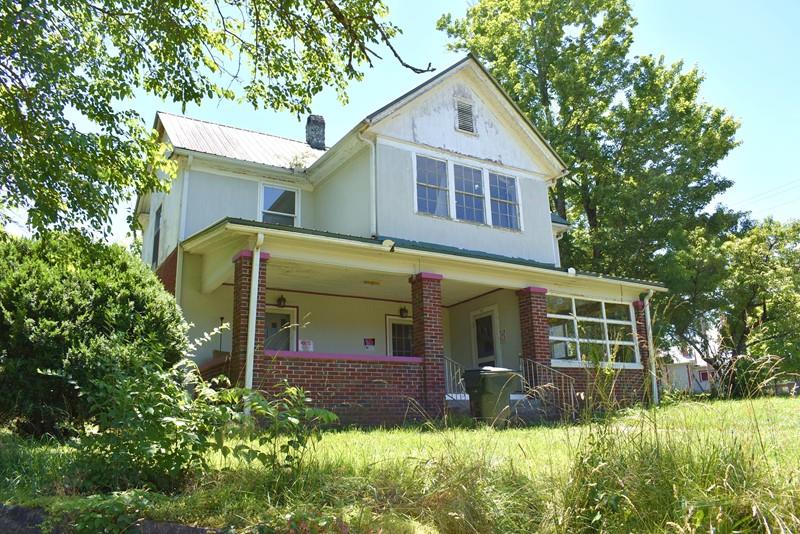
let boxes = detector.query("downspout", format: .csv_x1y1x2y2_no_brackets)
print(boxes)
642,289,659,405
245,232,265,391
358,131,378,237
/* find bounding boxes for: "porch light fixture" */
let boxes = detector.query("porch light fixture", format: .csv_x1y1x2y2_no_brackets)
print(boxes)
399,306,409,318
276,295,287,307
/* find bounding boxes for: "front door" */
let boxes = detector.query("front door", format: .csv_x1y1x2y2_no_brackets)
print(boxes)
472,309,499,367
265,311,292,351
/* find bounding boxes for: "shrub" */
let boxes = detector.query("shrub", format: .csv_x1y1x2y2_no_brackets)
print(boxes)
0,232,188,435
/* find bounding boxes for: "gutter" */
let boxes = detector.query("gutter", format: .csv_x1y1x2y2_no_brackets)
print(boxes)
642,289,659,405
245,232,265,393
357,131,378,237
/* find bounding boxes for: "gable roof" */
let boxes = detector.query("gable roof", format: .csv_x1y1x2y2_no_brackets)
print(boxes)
155,111,326,171
362,54,568,175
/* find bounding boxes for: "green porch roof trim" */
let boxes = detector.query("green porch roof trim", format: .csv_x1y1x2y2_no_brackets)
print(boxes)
550,212,569,226
186,217,665,288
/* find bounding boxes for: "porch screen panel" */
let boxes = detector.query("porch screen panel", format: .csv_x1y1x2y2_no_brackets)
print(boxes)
416,155,449,217
546,295,639,365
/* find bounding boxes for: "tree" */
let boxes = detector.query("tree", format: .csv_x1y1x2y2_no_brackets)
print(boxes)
438,0,741,280
1,0,430,234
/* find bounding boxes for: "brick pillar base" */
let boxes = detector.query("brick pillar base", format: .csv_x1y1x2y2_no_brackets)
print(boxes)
410,272,445,417
633,300,652,403
231,250,269,387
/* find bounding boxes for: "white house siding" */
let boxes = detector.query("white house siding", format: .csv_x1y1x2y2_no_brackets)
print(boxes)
183,169,259,239
447,289,522,372
181,252,234,362
142,169,183,268
375,142,557,264
312,146,372,237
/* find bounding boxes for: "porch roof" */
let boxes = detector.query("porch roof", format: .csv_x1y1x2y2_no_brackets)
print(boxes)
182,217,666,292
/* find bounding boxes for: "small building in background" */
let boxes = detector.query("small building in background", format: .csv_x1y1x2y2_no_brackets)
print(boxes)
663,350,713,394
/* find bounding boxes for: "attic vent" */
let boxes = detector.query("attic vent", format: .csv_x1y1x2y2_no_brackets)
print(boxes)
456,100,475,133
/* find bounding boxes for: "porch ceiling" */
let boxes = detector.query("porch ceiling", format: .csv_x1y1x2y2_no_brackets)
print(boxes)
230,258,499,307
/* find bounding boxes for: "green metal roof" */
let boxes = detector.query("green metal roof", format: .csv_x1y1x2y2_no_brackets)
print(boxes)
550,212,569,226
188,217,666,289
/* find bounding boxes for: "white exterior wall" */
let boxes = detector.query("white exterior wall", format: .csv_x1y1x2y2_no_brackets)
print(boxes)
312,146,372,237
376,142,556,263
141,169,183,268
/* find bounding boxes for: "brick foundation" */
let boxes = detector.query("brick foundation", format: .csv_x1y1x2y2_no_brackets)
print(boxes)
253,353,425,425
410,272,446,416
155,248,178,295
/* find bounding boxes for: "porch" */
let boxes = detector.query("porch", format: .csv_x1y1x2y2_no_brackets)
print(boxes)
180,219,656,424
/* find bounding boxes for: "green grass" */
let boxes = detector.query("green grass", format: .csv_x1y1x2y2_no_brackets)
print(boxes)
2,397,799,532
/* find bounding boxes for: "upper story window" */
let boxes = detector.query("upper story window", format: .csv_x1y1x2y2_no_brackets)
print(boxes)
489,172,520,230
262,184,297,226
454,163,485,224
415,155,449,217
547,295,639,366
151,205,162,269
455,99,476,134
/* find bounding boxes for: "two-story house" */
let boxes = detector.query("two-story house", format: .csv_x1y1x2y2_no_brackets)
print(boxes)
136,55,666,423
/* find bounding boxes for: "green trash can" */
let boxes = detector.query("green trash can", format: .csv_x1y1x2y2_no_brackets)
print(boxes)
463,367,519,425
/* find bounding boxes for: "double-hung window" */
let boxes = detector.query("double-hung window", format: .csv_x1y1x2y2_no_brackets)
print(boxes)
489,172,520,230
547,295,639,365
454,164,485,224
262,185,297,226
415,155,449,217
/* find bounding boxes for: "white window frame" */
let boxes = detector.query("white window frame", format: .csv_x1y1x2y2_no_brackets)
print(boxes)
413,154,450,218
546,294,641,369
385,315,414,357
454,98,478,136
410,149,525,232
452,162,486,224
259,182,300,226
264,304,298,352
470,304,502,367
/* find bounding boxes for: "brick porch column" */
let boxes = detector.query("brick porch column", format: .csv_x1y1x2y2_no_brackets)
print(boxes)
410,272,446,416
231,250,270,386
633,300,652,402
517,286,551,385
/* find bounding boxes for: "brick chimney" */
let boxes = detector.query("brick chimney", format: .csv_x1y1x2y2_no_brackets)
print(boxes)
305,115,325,150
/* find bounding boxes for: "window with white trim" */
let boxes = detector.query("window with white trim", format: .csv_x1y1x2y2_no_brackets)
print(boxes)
416,155,449,217
151,205,162,268
454,163,485,223
547,295,638,364
386,316,413,357
489,172,520,230
262,185,297,226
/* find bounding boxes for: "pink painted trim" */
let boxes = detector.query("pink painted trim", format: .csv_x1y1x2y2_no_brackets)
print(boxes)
266,287,410,305
517,286,547,295
416,272,443,280
231,250,271,263
633,300,644,310
263,350,423,364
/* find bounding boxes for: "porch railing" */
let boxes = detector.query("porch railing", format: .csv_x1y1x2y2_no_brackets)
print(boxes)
444,357,467,396
521,359,577,420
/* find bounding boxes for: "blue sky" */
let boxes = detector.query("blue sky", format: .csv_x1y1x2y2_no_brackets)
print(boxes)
105,0,799,241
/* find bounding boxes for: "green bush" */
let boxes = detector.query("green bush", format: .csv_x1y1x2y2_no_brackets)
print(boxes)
0,232,188,436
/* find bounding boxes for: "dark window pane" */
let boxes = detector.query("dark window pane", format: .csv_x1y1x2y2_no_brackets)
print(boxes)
475,315,495,358
607,323,635,343
416,156,447,187
611,344,636,363
548,317,575,338
580,342,607,362
391,323,413,357
265,312,292,351
577,321,606,341
417,184,449,217
547,295,572,315
605,302,631,321
263,187,295,214
574,299,603,319
550,340,577,360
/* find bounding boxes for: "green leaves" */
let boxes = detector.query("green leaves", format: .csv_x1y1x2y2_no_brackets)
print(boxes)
1,0,425,234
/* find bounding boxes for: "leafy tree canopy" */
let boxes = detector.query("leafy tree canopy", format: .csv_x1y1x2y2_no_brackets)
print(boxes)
1,0,429,233
438,0,741,280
